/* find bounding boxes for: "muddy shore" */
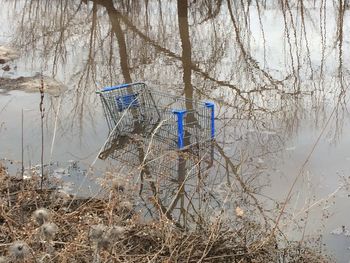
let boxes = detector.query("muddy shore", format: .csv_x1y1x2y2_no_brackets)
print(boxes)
0,46,66,96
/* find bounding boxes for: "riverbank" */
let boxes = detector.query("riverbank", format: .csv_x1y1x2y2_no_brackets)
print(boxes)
0,163,331,262
0,45,66,96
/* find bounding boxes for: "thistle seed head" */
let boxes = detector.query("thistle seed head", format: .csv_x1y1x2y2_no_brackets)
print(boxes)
89,224,125,249
120,201,133,211
9,241,29,260
33,208,50,226
40,222,58,241
89,224,106,242
111,178,126,192
97,235,111,250
108,226,126,238
101,225,125,246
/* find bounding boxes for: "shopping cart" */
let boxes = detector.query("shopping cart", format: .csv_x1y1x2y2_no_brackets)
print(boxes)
97,82,215,227
96,82,215,152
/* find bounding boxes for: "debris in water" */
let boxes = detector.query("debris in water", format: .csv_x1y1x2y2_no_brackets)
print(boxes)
261,130,277,135
2,65,10,71
330,226,350,236
286,146,296,151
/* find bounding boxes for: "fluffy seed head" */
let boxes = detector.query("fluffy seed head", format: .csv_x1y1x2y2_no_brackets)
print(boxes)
120,201,133,211
108,226,126,237
97,236,111,250
40,222,58,241
103,226,126,248
111,178,126,192
9,241,29,259
33,208,50,226
89,224,125,250
89,224,106,242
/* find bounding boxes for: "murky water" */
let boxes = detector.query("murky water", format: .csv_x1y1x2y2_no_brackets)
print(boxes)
0,0,350,261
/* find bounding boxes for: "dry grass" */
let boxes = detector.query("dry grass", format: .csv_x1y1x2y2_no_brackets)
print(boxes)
0,163,331,262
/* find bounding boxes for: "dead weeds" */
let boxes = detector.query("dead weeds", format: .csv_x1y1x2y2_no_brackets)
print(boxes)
0,163,331,262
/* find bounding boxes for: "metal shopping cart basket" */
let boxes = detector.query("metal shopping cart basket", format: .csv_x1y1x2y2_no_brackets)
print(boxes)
97,82,215,173
96,82,161,136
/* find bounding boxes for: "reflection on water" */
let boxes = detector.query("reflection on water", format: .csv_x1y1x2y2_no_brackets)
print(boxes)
0,0,350,261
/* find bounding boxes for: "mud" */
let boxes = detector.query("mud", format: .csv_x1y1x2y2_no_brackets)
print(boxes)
0,46,19,64
0,74,67,96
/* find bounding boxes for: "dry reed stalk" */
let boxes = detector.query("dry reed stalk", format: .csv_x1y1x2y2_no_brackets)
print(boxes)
39,72,45,190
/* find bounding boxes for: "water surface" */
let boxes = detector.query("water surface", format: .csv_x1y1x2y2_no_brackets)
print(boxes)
0,1,350,261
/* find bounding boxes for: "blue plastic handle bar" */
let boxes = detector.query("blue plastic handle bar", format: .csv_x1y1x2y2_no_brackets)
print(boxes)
100,82,145,92
172,109,187,149
205,102,215,139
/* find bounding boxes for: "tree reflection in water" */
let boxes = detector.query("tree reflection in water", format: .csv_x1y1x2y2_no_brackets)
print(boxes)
2,0,349,249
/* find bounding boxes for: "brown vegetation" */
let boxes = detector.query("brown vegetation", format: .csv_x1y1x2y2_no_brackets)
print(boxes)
0,163,330,262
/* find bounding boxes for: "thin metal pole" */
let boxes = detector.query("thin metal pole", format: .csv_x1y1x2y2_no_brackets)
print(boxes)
40,72,45,190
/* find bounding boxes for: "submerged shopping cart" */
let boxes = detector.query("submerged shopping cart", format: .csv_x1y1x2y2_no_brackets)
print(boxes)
96,82,215,177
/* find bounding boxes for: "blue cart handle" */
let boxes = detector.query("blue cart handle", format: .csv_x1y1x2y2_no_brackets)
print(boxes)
96,82,145,93
205,102,215,139
172,109,187,149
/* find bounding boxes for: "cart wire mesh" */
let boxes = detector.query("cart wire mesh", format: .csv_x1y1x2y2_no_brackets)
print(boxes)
97,82,215,177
